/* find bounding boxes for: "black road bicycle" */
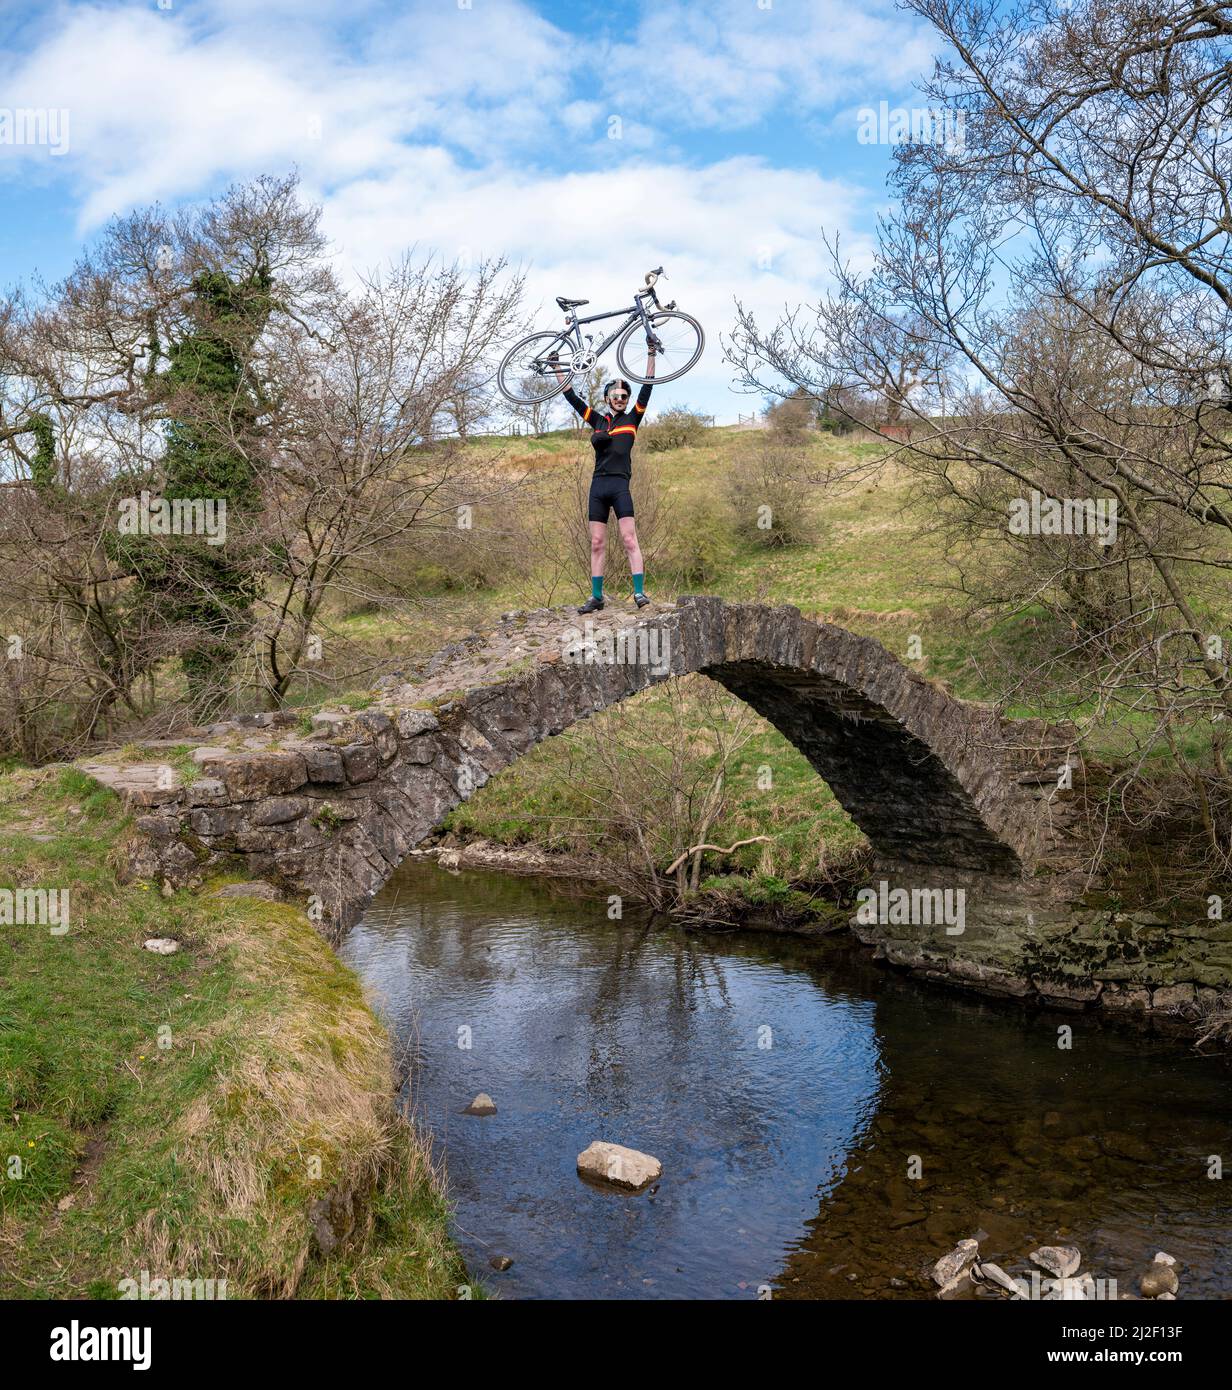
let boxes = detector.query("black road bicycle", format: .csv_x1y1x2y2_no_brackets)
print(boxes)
496,267,704,405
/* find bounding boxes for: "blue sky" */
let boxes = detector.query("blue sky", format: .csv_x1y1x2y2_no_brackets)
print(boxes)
0,0,945,421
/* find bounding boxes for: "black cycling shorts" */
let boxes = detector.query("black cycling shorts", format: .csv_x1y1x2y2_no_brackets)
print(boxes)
588,474,635,522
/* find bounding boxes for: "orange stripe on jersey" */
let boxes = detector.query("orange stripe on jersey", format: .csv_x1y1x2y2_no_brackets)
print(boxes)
634,402,646,413
583,406,592,422
610,425,636,436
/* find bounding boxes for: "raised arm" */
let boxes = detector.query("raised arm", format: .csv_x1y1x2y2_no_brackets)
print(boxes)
635,343,656,417
551,353,595,423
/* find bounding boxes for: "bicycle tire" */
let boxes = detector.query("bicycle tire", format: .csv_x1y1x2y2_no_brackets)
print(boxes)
497,330,573,405
615,311,705,384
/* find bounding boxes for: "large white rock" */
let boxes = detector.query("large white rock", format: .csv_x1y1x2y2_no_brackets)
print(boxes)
972,1260,1020,1296
577,1141,661,1190
932,1238,979,1293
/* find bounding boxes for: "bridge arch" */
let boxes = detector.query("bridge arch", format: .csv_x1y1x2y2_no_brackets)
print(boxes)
92,596,1077,936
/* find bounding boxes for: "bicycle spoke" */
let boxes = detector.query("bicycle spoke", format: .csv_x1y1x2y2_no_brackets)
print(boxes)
650,317,699,367
617,310,704,383
499,331,568,404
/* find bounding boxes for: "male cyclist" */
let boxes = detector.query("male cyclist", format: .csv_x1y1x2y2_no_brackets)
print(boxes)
553,341,656,613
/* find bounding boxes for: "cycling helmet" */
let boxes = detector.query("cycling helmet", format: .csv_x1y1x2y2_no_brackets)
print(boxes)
603,378,633,402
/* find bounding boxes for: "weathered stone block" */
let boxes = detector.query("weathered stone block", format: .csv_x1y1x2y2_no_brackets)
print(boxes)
1151,983,1195,1011
187,777,228,806
398,735,437,765
1101,985,1151,1012
133,813,182,844
234,826,295,853
356,709,398,761
948,957,1034,997
125,779,185,809
341,743,381,784
1033,978,1102,1006
311,711,354,740
300,746,346,783
188,806,250,838
250,796,310,826
396,707,440,739
201,751,308,801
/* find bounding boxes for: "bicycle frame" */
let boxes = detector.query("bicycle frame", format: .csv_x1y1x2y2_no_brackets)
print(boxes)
554,291,657,363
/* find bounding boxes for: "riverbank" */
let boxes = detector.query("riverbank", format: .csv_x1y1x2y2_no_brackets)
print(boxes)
0,765,465,1299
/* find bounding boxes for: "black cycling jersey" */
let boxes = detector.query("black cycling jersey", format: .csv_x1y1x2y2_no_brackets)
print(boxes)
562,381,652,479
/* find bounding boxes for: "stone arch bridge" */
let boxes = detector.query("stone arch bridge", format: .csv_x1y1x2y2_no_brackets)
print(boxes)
78,597,1114,1007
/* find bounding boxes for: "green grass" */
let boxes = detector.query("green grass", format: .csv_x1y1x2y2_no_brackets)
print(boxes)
0,766,463,1300
447,675,867,881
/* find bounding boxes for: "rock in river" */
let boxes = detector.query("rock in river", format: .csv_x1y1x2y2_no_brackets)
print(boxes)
972,1260,1021,1296
577,1141,661,1190
463,1093,497,1116
1139,1255,1179,1299
932,1238,979,1293
1029,1245,1081,1279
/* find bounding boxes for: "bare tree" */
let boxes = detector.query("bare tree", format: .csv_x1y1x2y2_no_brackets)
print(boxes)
507,381,560,437
248,253,525,702
0,176,528,749
728,0,1232,883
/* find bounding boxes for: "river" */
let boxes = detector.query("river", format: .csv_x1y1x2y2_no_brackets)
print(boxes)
339,860,1232,1300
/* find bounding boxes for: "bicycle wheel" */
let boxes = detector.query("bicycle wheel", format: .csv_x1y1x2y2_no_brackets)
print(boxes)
497,330,572,405
616,311,705,384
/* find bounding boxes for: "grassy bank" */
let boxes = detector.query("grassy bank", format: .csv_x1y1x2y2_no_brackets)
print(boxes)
0,766,464,1299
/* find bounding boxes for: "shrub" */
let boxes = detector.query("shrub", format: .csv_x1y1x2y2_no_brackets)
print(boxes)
764,390,817,439
726,443,818,547
641,406,710,453
658,494,736,586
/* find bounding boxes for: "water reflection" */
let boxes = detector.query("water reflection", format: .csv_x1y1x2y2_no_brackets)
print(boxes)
342,863,881,1299
342,862,1232,1301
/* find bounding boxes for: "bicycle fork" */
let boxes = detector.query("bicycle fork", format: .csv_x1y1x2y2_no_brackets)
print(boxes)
635,296,665,352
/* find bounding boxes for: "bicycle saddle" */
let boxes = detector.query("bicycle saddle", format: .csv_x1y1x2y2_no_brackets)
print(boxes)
556,296,588,309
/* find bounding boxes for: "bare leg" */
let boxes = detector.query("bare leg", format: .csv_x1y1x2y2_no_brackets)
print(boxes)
590,521,608,580
618,516,643,576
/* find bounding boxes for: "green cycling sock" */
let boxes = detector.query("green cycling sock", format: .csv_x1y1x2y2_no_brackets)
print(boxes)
592,576,604,600
632,572,644,596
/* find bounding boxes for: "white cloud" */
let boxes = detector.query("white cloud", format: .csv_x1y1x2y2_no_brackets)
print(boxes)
598,0,938,130
0,0,919,417
317,152,873,419
0,0,581,226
